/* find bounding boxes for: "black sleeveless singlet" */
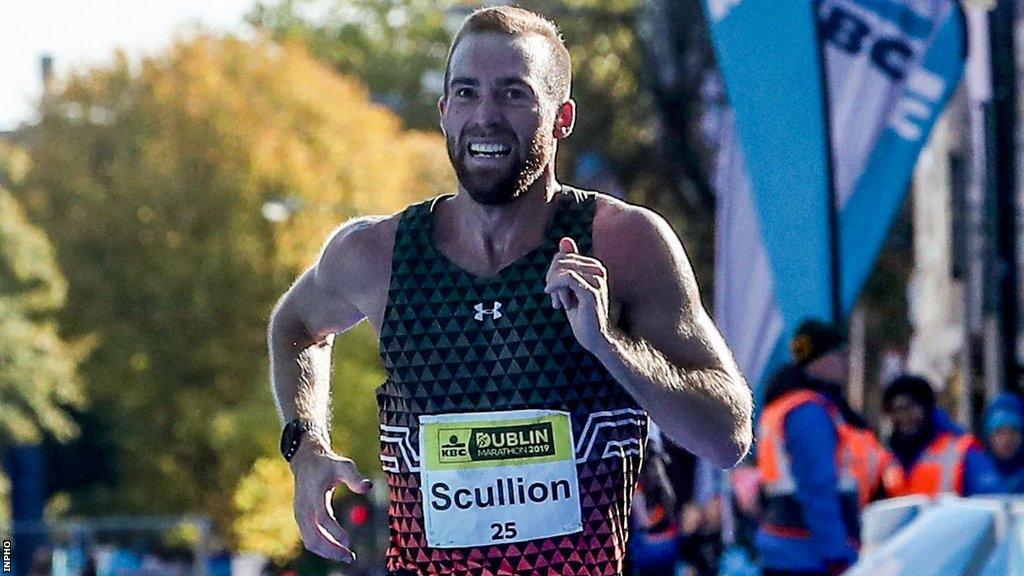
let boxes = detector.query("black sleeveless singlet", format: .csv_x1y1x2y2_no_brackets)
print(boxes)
376,188,648,576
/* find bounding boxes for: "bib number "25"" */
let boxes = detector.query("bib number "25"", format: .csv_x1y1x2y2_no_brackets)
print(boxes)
490,522,518,541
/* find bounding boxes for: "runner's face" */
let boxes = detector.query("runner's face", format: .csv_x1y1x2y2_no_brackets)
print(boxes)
440,33,559,205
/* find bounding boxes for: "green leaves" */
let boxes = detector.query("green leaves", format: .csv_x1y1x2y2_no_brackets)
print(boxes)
0,299,84,445
0,187,67,316
248,0,453,130
0,185,84,446
10,33,451,548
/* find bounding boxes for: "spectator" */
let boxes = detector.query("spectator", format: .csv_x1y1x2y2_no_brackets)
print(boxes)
627,425,680,576
881,374,1001,497
663,444,723,576
754,320,869,576
788,321,891,506
983,392,1024,493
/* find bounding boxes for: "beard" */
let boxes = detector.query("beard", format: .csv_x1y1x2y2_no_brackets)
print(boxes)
447,128,552,206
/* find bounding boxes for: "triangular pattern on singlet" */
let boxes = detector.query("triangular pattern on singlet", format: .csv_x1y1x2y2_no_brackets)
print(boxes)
377,188,648,576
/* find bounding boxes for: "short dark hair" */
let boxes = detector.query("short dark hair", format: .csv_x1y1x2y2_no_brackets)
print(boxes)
883,374,937,413
443,6,572,104
790,319,847,366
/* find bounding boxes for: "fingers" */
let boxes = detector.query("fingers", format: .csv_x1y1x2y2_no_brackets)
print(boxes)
546,253,606,284
548,240,576,311
294,455,371,563
296,497,355,562
332,457,373,495
546,241,605,313
316,488,354,554
318,490,356,558
545,253,606,309
554,254,606,279
554,287,575,311
545,269,600,303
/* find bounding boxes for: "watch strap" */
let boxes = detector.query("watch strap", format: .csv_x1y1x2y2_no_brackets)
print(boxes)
281,418,326,462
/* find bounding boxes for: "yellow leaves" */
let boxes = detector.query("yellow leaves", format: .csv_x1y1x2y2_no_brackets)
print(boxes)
0,141,31,186
232,457,301,562
137,206,156,223
112,32,452,273
129,352,150,372
0,186,84,445
15,28,455,554
0,188,67,313
163,521,204,549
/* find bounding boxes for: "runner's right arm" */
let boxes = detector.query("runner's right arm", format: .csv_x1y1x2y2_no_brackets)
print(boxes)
267,216,385,563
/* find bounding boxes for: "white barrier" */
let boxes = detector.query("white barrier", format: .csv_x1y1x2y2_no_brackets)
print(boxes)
847,495,1024,576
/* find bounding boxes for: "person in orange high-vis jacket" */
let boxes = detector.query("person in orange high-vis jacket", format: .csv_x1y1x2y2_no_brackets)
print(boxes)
881,375,1001,498
755,320,890,576
758,386,861,531
844,424,893,506
756,368,857,576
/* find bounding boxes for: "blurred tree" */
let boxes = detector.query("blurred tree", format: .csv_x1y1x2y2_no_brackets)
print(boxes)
0,142,84,447
232,456,300,563
0,298,82,445
0,145,68,320
247,0,452,130
12,34,452,547
0,142,86,526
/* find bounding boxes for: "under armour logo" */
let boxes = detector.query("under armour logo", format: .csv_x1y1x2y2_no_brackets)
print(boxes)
473,301,503,321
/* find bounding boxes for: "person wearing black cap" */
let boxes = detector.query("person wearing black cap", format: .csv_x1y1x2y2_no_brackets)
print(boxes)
881,374,1000,497
755,320,888,576
783,320,867,427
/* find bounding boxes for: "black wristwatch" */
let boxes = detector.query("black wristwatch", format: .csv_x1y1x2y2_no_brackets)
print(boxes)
280,418,326,462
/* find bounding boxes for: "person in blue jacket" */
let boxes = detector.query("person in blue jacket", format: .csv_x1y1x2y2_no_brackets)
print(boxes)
982,392,1024,493
755,321,859,576
881,375,1002,497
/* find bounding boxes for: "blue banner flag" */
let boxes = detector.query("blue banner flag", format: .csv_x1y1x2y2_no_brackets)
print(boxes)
707,0,966,390
829,0,966,313
706,0,835,334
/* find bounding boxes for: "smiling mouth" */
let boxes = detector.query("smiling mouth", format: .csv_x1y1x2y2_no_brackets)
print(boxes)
468,143,513,158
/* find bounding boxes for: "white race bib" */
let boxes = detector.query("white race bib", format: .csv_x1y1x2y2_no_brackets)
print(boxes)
418,409,582,548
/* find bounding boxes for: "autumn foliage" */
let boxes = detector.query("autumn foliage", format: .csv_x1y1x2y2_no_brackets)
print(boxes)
12,33,453,552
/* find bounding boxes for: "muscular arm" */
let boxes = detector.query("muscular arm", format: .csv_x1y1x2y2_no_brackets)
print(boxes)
267,215,392,562
268,217,380,433
585,206,752,468
597,331,751,469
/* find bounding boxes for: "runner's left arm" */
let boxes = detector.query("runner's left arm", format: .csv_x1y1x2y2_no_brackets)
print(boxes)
545,207,752,468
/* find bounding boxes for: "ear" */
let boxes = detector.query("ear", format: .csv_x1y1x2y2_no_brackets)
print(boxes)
552,99,576,140
438,96,447,134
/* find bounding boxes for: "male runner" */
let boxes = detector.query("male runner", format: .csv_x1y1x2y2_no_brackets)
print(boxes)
269,7,752,575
